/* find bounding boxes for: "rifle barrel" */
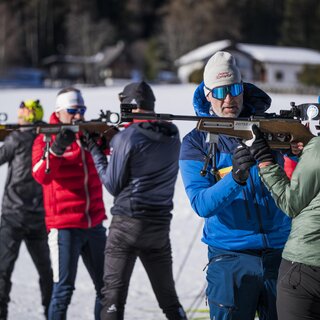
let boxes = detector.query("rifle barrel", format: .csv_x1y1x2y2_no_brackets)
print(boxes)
121,112,214,122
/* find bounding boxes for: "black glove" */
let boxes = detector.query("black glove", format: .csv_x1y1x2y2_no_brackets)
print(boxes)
50,128,75,156
232,145,256,185
81,130,98,152
249,125,275,164
82,127,119,152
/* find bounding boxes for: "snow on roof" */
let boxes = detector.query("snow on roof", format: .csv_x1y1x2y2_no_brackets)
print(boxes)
175,39,320,66
175,39,231,66
238,43,320,65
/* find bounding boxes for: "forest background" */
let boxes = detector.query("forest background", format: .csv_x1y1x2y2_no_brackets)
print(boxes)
1,0,320,81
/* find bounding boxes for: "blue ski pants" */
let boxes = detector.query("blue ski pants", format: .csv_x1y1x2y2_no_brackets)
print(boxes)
47,224,106,320
206,246,282,320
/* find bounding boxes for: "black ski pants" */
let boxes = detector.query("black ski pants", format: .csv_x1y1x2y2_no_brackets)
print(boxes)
100,215,187,320
277,258,320,320
0,214,53,320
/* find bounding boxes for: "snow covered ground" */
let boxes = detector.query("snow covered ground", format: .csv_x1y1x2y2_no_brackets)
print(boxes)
0,84,317,319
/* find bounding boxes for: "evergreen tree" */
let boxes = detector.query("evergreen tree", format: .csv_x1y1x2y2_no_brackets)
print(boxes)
240,0,284,44
280,0,320,50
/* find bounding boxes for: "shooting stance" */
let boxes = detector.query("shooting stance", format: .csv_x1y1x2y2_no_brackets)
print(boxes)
87,81,188,320
32,88,107,320
0,100,52,319
179,51,292,320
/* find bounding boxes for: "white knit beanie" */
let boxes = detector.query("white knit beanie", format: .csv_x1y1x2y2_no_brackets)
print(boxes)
203,51,242,96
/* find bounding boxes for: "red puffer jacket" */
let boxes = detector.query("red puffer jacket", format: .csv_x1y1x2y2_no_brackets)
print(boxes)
32,113,106,230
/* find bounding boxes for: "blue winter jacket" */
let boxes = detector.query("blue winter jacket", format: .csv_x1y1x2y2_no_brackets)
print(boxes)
179,82,291,250
90,121,180,221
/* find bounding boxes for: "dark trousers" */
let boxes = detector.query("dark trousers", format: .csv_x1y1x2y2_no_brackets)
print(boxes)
206,246,282,320
100,215,187,320
48,224,106,320
277,258,320,320
0,214,53,320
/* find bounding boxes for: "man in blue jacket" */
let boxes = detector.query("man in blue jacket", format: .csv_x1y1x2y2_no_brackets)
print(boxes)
87,81,187,320
179,51,291,320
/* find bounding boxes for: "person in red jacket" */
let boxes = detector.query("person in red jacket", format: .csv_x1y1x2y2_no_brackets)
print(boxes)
32,87,107,320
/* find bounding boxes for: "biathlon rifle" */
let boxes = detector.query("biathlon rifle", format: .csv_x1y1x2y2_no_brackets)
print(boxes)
0,102,317,150
109,101,317,150
0,111,120,174
0,111,119,142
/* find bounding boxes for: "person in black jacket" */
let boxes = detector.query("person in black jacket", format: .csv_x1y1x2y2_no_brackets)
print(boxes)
87,81,187,320
0,100,53,320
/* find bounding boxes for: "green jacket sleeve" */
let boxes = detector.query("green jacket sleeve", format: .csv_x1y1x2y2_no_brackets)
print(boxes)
259,137,320,218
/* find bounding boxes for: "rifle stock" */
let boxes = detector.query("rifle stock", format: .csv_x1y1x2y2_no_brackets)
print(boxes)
119,102,317,149
197,118,314,149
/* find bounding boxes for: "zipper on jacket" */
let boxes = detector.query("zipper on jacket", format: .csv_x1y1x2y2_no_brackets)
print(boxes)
248,174,268,248
241,189,251,220
79,141,91,227
260,182,271,217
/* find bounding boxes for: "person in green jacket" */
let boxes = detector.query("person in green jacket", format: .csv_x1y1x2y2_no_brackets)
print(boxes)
247,124,320,320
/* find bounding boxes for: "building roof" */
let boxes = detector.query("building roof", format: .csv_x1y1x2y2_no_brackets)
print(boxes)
176,40,232,66
176,40,320,66
42,41,125,66
238,43,320,64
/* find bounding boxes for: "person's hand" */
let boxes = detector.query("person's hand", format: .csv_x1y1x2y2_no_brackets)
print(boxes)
81,130,98,152
232,145,256,185
50,128,75,156
290,141,304,156
81,127,119,152
249,125,274,165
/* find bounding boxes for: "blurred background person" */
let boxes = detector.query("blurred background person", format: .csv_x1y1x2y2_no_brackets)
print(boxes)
0,100,53,319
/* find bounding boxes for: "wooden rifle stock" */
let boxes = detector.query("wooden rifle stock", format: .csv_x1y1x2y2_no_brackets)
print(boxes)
197,117,314,149
119,103,315,149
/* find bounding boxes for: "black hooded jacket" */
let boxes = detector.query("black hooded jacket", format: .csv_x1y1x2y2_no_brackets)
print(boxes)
0,127,45,226
90,121,181,221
